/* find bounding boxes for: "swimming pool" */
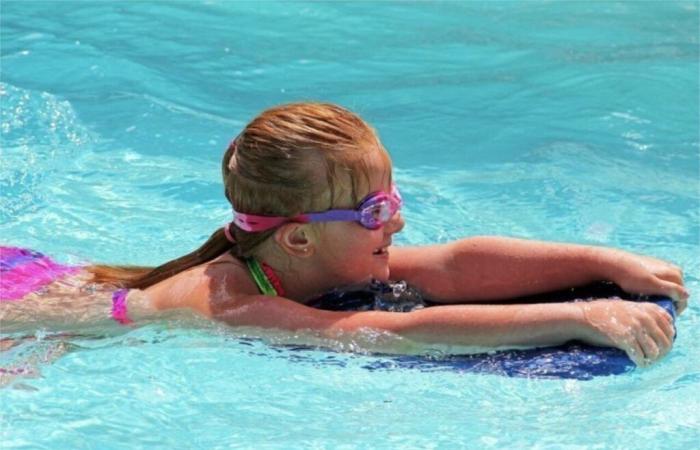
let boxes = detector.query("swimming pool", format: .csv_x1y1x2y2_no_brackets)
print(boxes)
1,1,698,448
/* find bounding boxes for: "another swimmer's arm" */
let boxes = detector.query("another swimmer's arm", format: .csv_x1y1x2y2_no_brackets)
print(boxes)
215,295,674,366
389,236,687,309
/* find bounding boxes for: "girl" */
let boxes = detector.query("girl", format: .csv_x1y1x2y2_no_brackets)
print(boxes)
1,103,689,367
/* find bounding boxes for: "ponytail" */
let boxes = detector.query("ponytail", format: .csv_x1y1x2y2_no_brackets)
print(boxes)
87,227,235,289
88,221,277,289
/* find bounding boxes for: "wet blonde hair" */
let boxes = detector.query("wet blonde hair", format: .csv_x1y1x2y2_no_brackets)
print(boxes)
89,102,391,289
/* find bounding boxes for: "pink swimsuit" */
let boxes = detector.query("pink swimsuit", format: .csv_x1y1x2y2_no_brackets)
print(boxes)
1,246,131,324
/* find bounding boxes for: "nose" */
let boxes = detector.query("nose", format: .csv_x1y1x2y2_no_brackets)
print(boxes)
385,211,405,235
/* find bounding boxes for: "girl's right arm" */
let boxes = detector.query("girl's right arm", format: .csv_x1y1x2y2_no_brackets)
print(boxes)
214,295,675,367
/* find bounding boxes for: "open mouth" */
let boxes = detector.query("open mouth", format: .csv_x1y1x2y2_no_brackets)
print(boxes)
373,246,389,256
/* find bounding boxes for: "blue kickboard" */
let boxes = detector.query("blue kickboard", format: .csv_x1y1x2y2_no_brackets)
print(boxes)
363,297,675,380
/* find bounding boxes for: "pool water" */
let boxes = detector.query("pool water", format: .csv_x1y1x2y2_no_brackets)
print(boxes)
1,1,699,448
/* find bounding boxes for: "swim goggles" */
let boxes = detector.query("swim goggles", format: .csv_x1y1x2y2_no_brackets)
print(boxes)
232,184,402,232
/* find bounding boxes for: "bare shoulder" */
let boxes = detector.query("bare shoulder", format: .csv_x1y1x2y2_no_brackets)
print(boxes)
143,253,258,318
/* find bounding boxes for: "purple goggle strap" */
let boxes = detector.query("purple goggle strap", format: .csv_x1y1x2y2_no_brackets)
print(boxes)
232,185,402,232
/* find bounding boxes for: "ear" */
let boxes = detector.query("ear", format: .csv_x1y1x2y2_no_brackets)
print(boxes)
273,223,315,258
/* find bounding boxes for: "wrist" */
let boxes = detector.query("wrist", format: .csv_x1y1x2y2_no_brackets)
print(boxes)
571,301,612,347
579,245,617,281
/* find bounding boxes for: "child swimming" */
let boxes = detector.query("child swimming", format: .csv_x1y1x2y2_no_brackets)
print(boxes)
0,103,689,367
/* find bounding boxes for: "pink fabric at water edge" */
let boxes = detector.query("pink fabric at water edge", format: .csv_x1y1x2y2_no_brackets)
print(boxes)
111,289,133,325
0,246,80,301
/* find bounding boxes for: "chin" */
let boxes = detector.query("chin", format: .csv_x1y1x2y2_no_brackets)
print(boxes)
341,263,390,285
372,265,391,282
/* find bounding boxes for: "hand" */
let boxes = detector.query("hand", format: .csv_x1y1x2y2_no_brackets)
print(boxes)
578,299,675,367
600,249,689,314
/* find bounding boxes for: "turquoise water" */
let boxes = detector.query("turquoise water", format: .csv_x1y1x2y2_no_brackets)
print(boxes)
1,1,699,448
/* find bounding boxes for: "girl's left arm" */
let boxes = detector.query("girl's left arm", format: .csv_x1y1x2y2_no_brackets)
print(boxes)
389,236,689,313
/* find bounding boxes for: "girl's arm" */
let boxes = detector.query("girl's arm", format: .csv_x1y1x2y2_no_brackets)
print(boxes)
389,236,689,312
214,294,675,367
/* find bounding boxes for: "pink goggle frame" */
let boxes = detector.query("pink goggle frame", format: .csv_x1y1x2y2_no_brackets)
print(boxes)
231,184,402,232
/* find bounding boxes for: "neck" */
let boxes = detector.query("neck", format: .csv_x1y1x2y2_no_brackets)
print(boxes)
254,251,339,303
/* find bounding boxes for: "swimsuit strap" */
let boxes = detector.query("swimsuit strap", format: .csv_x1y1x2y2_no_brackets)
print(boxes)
245,257,285,297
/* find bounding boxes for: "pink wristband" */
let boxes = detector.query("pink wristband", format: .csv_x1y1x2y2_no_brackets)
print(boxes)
111,289,133,325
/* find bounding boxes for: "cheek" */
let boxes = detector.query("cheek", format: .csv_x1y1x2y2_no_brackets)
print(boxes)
320,225,380,258
316,224,360,255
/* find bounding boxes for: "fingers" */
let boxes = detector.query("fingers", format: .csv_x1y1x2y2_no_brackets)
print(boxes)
631,304,675,367
651,260,688,313
658,262,684,285
586,299,677,367
625,339,647,367
632,256,687,310
642,324,672,357
639,333,660,364
656,279,689,314
654,305,676,342
628,328,666,368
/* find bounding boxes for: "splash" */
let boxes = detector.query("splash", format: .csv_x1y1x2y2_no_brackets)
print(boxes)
0,82,95,221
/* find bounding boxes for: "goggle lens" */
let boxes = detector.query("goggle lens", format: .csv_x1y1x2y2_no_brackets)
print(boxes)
358,190,402,229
